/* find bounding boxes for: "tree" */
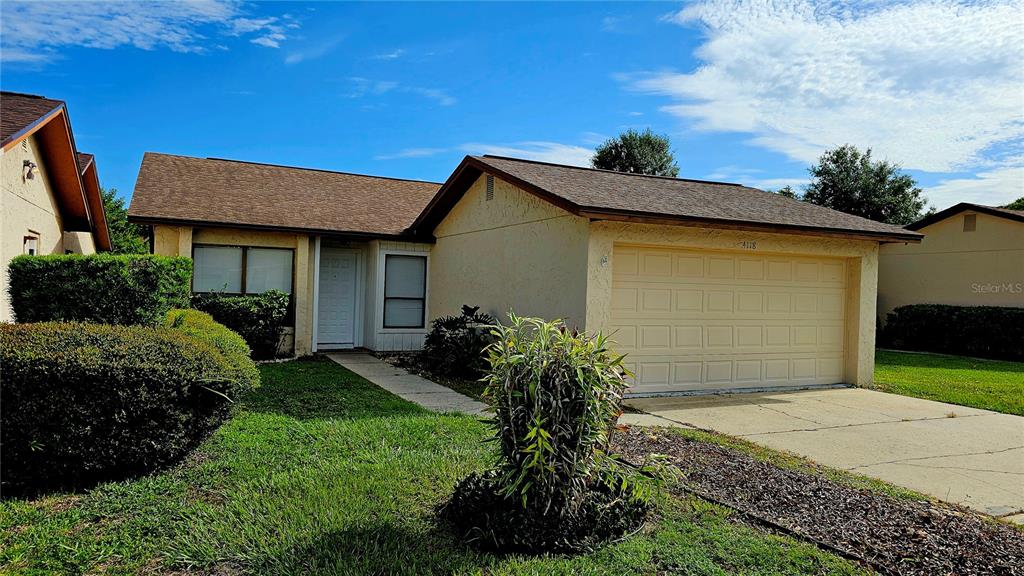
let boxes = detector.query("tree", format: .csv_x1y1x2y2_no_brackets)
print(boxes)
102,188,149,254
1002,197,1024,210
591,128,679,177
802,145,929,225
772,185,799,199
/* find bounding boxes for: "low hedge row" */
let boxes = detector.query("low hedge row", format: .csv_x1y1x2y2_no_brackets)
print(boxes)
8,254,192,326
192,290,290,359
0,312,258,492
882,304,1024,361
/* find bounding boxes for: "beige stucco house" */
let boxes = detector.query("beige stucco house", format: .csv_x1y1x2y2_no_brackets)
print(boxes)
878,203,1024,321
1,92,111,321
129,153,920,395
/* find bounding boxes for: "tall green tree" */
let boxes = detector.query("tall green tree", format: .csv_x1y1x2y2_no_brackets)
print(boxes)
101,188,149,254
802,145,929,225
591,128,679,177
1002,197,1024,210
772,185,799,199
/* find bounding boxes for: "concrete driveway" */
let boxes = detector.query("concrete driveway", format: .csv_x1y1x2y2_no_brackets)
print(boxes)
623,388,1024,522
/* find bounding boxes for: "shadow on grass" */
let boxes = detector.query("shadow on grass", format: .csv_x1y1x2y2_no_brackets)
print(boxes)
877,349,1024,373
242,356,428,421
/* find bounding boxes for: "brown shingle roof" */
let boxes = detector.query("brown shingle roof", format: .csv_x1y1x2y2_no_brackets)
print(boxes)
77,152,94,175
1,91,65,147
128,153,441,237
412,155,922,242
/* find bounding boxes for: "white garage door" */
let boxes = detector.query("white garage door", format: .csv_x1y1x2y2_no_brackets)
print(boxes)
610,245,847,395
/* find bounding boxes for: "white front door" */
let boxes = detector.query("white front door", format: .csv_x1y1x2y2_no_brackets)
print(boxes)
317,248,357,347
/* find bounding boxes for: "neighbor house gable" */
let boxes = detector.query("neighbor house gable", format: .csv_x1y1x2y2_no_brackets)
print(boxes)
0,92,109,248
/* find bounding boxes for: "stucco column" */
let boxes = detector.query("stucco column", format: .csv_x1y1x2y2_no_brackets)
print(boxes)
845,248,879,387
293,235,311,356
585,228,614,335
176,226,192,257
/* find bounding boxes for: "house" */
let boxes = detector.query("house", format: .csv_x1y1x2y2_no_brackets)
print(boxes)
878,203,1024,321
1,92,111,322
129,152,920,395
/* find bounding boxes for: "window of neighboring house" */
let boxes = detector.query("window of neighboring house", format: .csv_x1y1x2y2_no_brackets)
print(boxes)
383,254,426,329
192,245,294,294
23,235,38,256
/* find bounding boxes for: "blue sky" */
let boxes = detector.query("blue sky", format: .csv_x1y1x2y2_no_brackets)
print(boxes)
2,1,1022,210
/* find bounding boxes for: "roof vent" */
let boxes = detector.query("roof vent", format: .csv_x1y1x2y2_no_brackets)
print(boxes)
485,175,494,201
963,213,976,232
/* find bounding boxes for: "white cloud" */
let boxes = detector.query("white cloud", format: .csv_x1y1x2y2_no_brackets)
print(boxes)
0,0,297,61
459,142,593,166
372,48,405,60
625,0,1024,173
409,87,456,106
924,165,1024,210
374,147,447,160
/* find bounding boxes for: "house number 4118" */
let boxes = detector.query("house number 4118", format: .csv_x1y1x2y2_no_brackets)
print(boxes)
739,241,757,250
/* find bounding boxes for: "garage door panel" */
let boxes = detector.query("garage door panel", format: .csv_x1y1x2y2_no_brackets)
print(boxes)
613,246,847,394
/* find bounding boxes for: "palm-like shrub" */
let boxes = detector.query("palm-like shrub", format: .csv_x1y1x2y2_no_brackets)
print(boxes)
441,314,655,553
421,305,496,378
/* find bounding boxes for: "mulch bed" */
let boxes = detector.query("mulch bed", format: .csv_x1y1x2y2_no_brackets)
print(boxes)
613,427,1024,576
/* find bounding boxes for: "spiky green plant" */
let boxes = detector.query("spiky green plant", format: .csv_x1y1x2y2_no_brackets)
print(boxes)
483,314,637,515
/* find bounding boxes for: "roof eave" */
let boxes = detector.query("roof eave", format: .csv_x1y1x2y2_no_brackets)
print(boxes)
578,207,924,243
128,215,435,243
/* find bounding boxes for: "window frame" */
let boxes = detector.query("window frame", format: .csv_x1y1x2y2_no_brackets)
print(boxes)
382,253,428,329
191,243,296,296
23,235,39,256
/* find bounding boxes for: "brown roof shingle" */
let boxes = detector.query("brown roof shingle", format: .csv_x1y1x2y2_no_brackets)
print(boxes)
1,91,65,146
128,153,441,237
412,155,923,242
77,152,94,174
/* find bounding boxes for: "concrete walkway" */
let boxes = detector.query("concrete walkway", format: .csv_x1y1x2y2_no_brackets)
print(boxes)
622,388,1024,521
326,352,488,416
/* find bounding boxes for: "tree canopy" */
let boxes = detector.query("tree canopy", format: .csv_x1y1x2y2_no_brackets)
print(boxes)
102,188,149,254
802,145,930,225
591,128,679,177
1001,197,1024,210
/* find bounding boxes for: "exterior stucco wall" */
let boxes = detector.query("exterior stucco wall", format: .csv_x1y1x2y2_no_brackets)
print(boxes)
1,136,95,322
428,174,590,328
586,222,880,386
878,212,1024,319
150,224,314,356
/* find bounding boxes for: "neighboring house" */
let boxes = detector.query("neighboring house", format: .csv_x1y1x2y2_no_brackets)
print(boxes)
0,92,111,322
878,203,1024,321
129,152,920,395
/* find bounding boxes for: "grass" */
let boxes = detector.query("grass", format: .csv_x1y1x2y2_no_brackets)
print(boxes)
0,357,869,575
875,350,1024,415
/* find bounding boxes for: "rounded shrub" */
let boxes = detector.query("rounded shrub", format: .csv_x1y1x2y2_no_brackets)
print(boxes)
421,305,496,378
439,314,657,554
0,320,258,492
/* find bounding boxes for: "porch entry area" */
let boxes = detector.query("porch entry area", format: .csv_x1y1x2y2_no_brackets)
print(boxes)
315,246,362,349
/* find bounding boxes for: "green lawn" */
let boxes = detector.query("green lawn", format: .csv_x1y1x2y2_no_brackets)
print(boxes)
875,350,1024,416
1,357,867,575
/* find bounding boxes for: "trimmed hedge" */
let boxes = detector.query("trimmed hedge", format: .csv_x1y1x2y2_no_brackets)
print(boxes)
166,308,260,392
192,290,290,359
0,319,258,491
8,253,192,326
882,304,1024,361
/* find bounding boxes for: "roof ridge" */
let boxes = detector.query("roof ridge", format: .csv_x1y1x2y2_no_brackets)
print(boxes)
478,154,744,187
144,152,442,185
0,90,60,101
